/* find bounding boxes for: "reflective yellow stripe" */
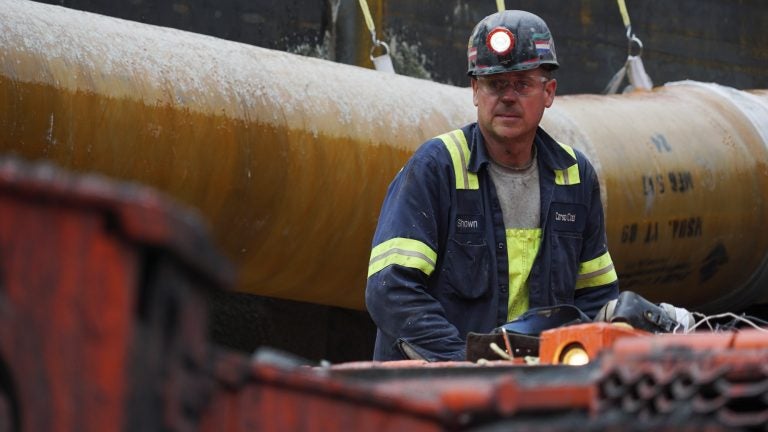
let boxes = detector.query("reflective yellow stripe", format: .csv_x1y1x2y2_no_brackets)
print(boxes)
554,164,580,185
506,228,542,321
576,251,618,289
554,141,580,185
437,130,479,190
557,141,576,159
368,237,437,277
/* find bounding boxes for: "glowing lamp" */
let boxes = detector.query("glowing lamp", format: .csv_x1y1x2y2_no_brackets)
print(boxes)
486,27,515,56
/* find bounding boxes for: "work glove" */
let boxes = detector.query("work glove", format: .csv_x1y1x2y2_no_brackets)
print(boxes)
595,291,695,333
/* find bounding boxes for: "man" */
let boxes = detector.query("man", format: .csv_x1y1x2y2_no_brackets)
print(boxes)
365,10,619,362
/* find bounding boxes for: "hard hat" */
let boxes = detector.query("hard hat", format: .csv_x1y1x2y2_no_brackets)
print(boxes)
467,10,559,76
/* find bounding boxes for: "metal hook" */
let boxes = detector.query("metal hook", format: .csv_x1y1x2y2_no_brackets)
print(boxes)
628,34,644,57
369,39,390,61
369,39,394,73
624,24,644,57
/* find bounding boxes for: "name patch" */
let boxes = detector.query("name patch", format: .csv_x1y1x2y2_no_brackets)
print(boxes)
550,202,587,232
456,214,484,233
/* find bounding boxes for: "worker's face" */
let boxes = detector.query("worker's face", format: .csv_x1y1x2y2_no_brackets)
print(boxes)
471,68,556,145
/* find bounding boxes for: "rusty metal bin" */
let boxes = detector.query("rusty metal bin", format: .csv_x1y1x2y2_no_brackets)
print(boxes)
0,157,234,432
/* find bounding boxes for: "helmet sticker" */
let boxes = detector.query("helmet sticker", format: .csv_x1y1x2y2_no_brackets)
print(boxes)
535,39,551,54
486,27,515,56
533,32,553,56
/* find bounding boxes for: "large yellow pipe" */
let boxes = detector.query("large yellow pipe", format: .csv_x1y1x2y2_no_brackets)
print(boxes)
2,0,767,312
0,0,475,311
542,85,768,312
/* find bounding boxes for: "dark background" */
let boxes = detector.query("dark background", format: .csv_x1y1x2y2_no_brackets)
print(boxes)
30,0,768,362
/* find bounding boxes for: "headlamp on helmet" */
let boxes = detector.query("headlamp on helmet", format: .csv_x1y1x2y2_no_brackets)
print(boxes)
487,27,515,56
467,10,560,76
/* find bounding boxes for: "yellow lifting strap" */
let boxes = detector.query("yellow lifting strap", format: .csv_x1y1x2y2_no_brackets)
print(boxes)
617,0,631,31
356,0,395,73
496,0,505,13
357,0,376,37
603,0,652,93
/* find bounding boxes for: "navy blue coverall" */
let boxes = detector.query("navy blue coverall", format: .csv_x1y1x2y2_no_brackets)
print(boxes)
366,123,619,361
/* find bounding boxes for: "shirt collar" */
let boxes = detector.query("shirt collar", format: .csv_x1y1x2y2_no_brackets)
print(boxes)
467,123,577,173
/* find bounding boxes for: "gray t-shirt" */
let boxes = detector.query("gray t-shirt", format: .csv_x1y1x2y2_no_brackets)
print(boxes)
487,153,540,229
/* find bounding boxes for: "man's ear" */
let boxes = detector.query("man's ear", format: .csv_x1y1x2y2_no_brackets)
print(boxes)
544,78,557,108
471,78,479,107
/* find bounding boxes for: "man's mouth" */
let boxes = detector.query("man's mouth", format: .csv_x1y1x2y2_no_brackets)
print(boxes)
496,112,520,119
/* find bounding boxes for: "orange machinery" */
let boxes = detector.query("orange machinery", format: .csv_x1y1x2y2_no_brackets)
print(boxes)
0,155,765,431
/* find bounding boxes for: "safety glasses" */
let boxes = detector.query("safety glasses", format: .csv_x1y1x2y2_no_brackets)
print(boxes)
476,75,549,97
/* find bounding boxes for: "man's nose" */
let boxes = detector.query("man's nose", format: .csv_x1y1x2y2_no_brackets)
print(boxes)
499,87,520,101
